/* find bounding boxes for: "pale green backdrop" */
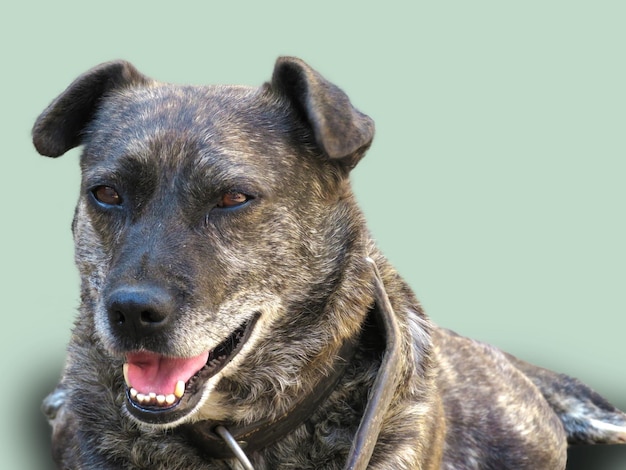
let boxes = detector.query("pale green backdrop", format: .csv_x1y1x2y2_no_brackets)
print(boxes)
2,1,624,468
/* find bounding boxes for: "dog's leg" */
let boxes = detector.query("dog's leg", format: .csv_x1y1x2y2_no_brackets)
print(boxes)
508,355,626,445
42,384,66,423
42,382,79,467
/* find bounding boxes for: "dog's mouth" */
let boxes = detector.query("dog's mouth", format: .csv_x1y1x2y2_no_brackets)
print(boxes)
122,314,259,425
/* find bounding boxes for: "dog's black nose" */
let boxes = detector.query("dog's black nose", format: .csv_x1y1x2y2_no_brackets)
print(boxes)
106,285,175,338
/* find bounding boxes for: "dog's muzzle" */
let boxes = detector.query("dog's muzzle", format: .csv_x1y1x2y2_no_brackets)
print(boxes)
107,283,262,425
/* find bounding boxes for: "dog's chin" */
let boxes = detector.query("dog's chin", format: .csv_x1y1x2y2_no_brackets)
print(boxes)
122,313,260,428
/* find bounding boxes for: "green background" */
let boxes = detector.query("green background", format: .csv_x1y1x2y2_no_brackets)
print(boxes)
2,1,624,468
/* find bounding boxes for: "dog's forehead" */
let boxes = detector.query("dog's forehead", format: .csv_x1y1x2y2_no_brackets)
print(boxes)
91,84,279,145
81,83,306,180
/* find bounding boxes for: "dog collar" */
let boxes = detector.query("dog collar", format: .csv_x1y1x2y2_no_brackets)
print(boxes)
178,334,358,462
178,258,402,470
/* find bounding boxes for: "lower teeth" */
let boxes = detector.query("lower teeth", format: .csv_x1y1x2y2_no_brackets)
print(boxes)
127,380,185,408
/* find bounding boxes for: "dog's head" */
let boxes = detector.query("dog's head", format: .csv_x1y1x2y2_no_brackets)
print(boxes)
33,58,375,428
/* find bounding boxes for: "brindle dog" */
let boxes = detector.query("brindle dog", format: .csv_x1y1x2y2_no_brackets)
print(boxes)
33,57,626,469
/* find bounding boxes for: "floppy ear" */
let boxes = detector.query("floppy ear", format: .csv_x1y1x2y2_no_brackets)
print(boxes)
32,60,152,158
271,57,375,169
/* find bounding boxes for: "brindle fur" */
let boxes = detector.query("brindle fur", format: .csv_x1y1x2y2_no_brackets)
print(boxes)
33,58,626,469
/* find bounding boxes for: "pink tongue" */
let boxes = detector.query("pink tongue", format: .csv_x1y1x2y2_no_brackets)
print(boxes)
125,351,210,395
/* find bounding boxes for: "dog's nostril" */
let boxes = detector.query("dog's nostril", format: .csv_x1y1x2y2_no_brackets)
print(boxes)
113,311,126,325
140,310,165,324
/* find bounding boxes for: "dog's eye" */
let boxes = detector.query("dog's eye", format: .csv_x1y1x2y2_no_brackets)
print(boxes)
92,185,123,206
217,191,251,209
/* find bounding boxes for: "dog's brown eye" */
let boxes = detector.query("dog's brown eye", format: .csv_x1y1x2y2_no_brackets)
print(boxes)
93,186,122,206
218,191,250,209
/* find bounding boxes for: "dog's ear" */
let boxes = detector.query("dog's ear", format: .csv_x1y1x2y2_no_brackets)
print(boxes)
271,57,375,169
32,60,152,158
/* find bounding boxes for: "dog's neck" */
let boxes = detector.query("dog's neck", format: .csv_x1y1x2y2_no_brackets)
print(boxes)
176,258,402,470
177,333,359,460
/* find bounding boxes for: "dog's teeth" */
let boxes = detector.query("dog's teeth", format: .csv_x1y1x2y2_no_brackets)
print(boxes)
129,389,174,407
174,380,185,399
123,363,131,387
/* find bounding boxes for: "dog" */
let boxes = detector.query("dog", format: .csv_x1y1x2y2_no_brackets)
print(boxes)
33,57,626,469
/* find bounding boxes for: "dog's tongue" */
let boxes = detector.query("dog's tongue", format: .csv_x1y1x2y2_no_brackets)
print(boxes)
125,351,209,395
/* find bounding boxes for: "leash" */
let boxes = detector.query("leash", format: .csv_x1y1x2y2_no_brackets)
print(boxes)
184,257,402,470
343,257,403,470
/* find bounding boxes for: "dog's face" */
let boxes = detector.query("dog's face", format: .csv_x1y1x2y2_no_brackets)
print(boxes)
33,59,375,428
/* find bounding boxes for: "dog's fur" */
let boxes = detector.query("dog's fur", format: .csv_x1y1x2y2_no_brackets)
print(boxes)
33,58,626,469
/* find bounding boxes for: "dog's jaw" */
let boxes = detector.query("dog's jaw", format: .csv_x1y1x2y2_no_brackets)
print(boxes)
121,313,261,427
